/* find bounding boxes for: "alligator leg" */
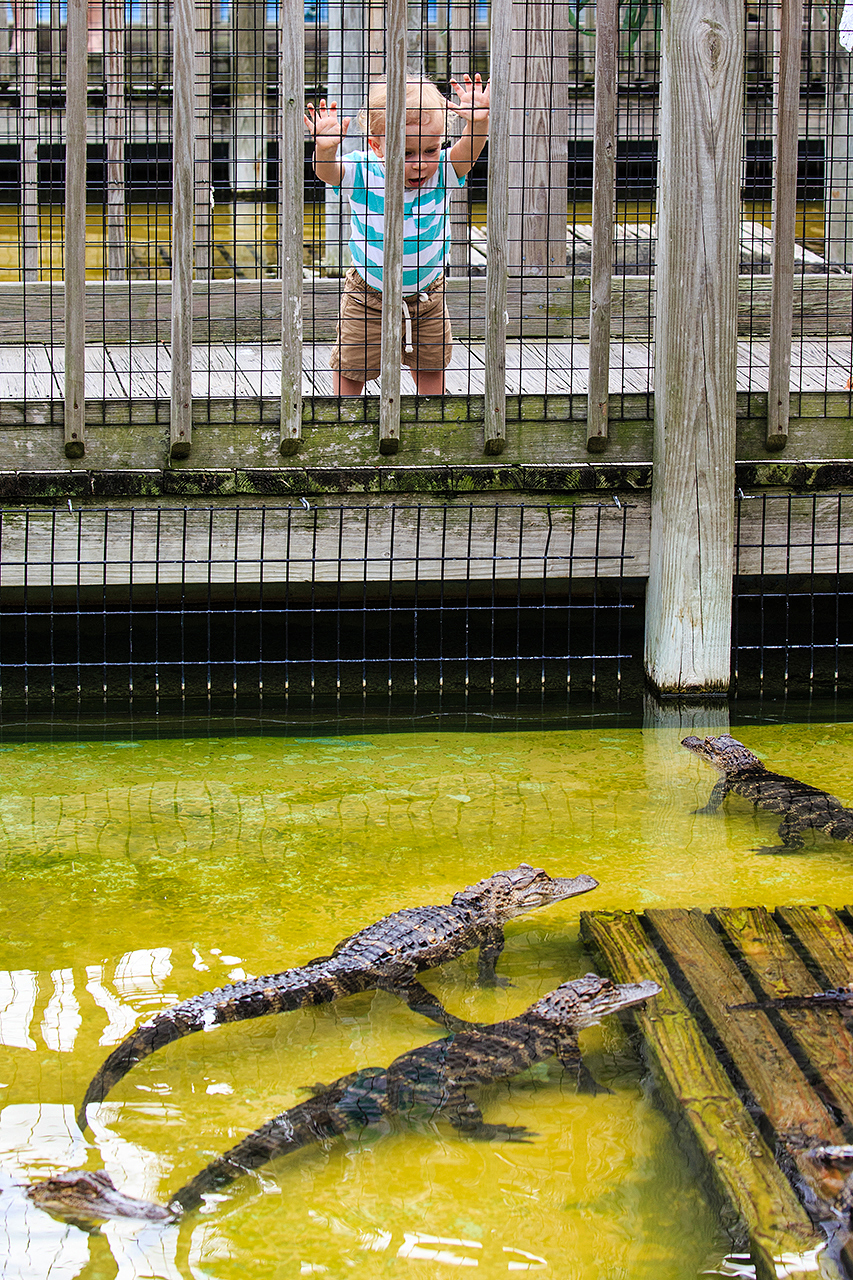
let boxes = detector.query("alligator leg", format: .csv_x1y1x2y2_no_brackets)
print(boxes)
754,816,808,854
693,779,730,815
443,1090,536,1142
477,926,511,986
392,979,471,1032
556,1037,610,1095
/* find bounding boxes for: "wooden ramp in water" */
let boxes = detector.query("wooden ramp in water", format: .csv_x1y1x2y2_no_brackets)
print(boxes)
580,905,853,1280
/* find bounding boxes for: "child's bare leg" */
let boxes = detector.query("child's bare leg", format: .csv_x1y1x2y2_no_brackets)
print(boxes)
410,369,445,395
333,371,365,396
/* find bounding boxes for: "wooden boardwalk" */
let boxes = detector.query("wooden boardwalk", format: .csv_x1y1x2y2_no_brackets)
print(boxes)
0,337,851,400
581,905,853,1280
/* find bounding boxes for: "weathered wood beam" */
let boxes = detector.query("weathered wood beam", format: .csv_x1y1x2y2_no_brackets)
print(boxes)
379,0,406,456
586,0,617,453
483,0,511,454
63,0,87,459
644,0,743,695
279,0,303,456
767,0,805,450
169,0,196,460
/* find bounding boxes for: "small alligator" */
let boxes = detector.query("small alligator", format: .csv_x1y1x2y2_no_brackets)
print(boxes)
731,986,853,1013
32,972,659,1224
681,733,853,853
78,863,598,1128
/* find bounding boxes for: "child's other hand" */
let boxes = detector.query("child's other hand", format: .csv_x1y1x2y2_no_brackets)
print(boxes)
304,99,351,141
448,74,490,123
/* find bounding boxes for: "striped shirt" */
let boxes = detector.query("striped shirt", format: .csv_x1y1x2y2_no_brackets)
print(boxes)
336,150,466,294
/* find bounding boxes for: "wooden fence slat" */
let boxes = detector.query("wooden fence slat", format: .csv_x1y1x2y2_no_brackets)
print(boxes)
767,0,805,449
580,909,831,1280
378,0,406,456
714,906,853,1126
105,0,126,280
63,0,87,459
586,0,617,452
483,0,512,454
279,0,303,456
194,2,213,279
169,0,197,459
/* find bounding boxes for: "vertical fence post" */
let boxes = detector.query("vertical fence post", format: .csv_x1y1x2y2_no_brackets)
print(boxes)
448,0,471,275
586,0,617,452
378,0,406,455
20,0,39,281
194,4,212,279
105,0,126,279
767,0,804,449
644,0,743,695
63,0,87,459
279,0,303,455
170,0,196,459
483,0,511,455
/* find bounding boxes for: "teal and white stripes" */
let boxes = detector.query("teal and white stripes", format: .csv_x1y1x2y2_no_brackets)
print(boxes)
337,151,465,293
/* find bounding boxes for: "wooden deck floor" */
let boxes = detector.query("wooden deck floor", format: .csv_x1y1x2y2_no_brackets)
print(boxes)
581,904,853,1280
0,338,851,399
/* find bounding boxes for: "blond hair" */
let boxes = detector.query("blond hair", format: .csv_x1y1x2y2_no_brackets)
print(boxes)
359,78,447,139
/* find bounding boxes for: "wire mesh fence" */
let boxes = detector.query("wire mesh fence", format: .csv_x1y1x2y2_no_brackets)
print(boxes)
0,499,639,710
0,491,848,712
0,0,848,430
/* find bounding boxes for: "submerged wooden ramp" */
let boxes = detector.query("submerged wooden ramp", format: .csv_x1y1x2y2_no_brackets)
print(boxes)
580,905,853,1280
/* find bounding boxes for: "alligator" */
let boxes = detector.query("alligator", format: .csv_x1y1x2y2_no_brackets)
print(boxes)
77,863,598,1129
731,986,853,1013
32,972,659,1224
681,733,853,853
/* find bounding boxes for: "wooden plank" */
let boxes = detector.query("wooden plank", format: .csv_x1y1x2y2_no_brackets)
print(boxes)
278,0,303,456
777,905,853,988
63,0,88,459
586,0,617,452
644,0,742,694
169,0,196,459
767,0,805,449
483,0,512,455
645,908,844,1150
714,907,853,1126
580,909,831,1280
0,275,850,347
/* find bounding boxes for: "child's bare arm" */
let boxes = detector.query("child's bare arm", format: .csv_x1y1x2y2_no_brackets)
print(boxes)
447,74,490,178
304,100,350,187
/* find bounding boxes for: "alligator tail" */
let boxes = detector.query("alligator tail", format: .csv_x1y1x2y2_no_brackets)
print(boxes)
167,1086,356,1214
78,958,369,1130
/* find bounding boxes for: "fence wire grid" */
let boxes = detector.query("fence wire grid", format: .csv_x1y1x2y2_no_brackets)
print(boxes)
0,0,847,425
0,491,848,712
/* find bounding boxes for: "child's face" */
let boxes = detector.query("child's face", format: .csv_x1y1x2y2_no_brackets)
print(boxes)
368,112,444,190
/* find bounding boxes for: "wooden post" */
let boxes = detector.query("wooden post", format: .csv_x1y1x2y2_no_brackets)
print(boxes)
766,0,804,449
825,2,853,271
169,0,195,459
644,0,743,695
279,0,303,456
19,0,38,282
586,0,617,452
483,0,511,455
378,0,405,456
232,0,267,194
63,0,87,459
104,0,126,280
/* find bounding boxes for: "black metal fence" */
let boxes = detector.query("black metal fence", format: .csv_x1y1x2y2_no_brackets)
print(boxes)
0,491,849,713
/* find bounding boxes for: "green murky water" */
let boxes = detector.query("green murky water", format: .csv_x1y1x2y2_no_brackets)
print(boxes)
2,716,853,1279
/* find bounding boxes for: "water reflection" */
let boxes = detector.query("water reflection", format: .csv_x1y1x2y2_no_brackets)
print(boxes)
0,951,176,1055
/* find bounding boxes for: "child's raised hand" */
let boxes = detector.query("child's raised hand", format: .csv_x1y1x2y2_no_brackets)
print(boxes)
304,99,351,142
448,74,490,124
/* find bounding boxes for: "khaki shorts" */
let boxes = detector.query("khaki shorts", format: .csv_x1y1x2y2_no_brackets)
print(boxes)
329,268,453,382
